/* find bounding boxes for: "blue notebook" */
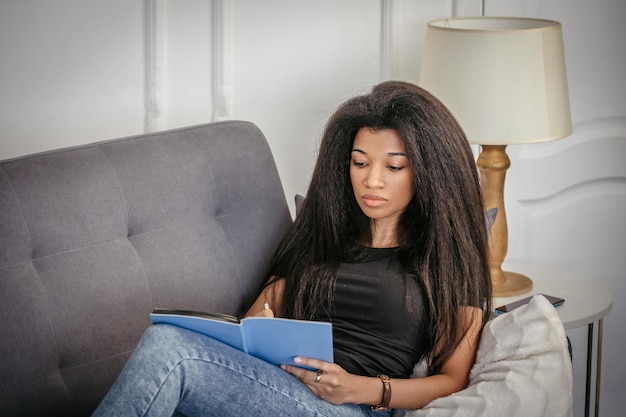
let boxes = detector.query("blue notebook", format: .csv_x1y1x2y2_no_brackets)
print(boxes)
150,308,334,369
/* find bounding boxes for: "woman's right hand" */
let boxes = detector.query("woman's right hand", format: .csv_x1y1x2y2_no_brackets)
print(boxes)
244,278,284,318
245,301,275,318
253,303,275,318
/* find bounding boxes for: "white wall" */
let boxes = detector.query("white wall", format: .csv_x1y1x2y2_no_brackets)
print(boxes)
1,1,624,416
0,1,146,157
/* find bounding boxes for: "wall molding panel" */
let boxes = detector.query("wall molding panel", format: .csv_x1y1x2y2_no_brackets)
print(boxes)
380,0,393,81
211,0,232,122
516,118,626,200
144,0,166,133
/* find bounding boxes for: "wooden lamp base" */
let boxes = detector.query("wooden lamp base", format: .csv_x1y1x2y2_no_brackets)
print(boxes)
492,267,534,297
477,144,533,298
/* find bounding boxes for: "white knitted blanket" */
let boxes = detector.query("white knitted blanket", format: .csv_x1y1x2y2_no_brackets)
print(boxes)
395,295,573,417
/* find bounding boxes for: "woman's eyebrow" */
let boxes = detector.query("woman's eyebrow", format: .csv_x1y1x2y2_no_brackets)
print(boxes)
351,148,406,157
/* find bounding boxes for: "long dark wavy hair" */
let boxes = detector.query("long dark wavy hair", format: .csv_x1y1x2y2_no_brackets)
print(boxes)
263,81,492,375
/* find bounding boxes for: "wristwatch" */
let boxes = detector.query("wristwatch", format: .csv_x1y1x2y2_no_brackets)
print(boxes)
370,374,391,411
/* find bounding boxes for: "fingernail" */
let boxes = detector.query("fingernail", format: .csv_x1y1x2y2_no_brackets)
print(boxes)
294,357,302,363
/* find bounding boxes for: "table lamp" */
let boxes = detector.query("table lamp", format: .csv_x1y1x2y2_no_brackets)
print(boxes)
419,17,572,297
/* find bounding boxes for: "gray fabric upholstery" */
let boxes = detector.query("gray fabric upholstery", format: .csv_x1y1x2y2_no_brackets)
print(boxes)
0,121,292,417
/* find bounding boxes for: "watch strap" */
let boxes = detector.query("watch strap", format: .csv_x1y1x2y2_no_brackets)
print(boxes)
370,374,391,411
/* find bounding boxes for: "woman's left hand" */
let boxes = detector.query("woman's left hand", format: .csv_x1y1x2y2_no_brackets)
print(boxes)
281,357,357,405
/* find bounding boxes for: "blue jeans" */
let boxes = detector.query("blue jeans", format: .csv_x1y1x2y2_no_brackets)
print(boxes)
92,324,394,417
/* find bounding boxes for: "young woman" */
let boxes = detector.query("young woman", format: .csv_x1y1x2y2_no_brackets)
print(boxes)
92,81,492,416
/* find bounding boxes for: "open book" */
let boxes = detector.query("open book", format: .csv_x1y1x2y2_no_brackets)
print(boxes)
150,308,334,369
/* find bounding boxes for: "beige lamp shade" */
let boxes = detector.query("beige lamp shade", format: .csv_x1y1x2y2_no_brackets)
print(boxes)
419,17,572,145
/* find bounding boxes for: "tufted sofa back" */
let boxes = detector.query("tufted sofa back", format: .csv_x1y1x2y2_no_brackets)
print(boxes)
0,121,292,416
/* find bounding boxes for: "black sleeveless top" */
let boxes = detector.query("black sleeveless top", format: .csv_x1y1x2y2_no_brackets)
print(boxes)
312,247,428,378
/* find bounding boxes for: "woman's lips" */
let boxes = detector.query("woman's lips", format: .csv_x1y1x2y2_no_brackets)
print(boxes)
362,194,387,208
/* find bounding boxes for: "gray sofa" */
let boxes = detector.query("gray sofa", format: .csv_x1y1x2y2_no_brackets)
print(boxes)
0,120,575,417
0,121,292,416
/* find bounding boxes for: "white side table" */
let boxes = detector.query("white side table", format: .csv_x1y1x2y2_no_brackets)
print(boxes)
495,262,613,417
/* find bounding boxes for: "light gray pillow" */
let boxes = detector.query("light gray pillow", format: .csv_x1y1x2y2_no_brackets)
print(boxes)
395,295,573,417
